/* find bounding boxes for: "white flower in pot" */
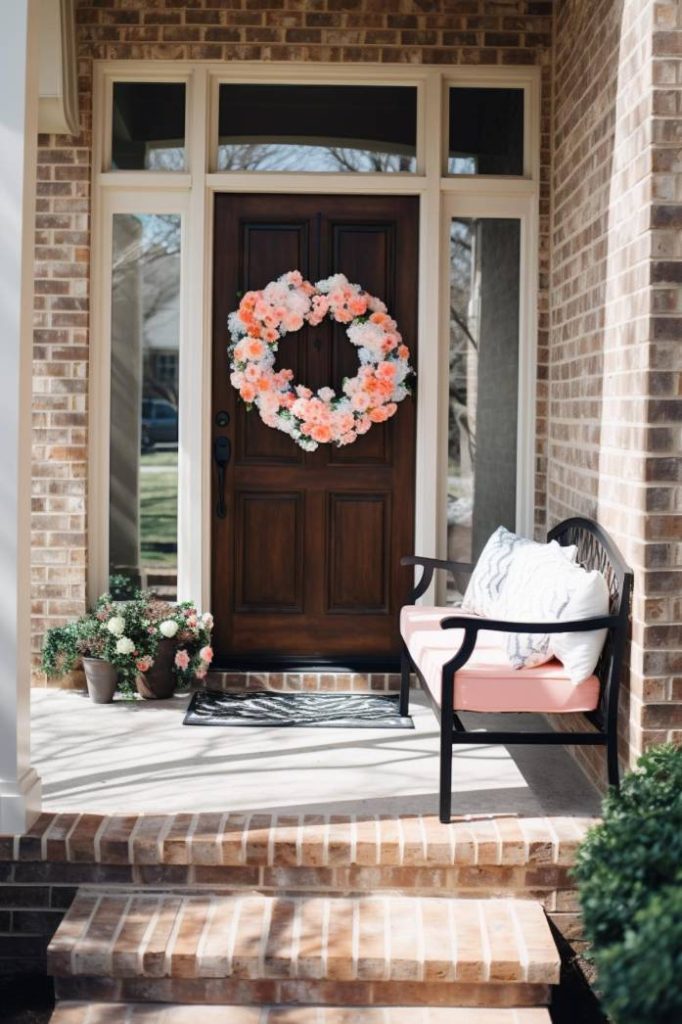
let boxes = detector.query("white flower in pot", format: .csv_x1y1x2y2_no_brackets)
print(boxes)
159,619,179,639
115,636,135,656
106,616,126,637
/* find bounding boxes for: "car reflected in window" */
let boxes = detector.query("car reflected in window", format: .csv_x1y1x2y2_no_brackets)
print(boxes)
141,399,178,451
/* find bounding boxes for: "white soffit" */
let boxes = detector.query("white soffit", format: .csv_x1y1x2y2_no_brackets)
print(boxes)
38,0,79,135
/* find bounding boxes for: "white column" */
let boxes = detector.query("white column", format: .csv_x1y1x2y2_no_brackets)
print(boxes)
0,0,42,833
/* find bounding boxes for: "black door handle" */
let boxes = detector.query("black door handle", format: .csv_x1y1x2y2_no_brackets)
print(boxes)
214,436,231,519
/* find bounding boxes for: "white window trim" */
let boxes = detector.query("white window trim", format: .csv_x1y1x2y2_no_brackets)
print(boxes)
89,60,540,612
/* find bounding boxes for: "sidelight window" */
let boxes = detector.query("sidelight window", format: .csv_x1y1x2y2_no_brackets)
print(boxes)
217,83,417,173
108,213,181,599
447,216,521,582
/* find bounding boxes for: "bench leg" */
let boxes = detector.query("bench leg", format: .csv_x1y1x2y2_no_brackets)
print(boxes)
606,730,620,789
439,718,453,823
399,646,411,716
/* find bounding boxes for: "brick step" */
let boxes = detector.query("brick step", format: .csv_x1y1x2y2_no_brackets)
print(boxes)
48,890,560,1008
49,1002,553,1022
204,670,404,693
13,809,591,872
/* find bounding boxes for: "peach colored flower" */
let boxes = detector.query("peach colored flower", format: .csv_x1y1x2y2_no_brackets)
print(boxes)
245,339,265,360
348,295,368,316
283,312,304,332
175,650,190,671
398,344,410,359
376,362,397,381
351,392,371,412
199,645,214,665
311,424,332,443
240,383,257,402
369,406,390,423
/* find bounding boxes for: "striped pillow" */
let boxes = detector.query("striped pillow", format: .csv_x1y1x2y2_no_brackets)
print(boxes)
462,526,576,619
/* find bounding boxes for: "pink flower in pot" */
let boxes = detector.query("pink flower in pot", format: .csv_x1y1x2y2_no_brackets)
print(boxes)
175,649,190,671
199,645,214,666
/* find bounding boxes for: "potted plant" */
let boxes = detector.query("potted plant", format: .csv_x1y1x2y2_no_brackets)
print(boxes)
42,591,215,703
135,600,214,699
42,614,121,703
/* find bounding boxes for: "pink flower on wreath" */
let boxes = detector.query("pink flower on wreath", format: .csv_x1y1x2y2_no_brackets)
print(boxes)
175,650,190,671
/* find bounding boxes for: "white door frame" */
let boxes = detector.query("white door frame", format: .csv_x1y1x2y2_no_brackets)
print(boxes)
89,61,540,613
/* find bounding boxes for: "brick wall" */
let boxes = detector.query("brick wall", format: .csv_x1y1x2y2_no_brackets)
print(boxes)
549,0,682,784
30,0,554,679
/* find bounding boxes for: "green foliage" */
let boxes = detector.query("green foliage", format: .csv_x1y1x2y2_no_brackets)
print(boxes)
573,744,682,1023
108,573,140,600
595,885,682,1024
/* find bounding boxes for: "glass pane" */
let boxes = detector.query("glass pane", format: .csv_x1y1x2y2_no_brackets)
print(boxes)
448,88,524,175
109,213,181,601
447,217,520,598
218,84,417,172
111,82,186,171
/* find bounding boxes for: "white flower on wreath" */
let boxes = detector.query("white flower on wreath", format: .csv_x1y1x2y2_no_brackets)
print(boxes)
115,636,135,656
317,387,336,402
159,619,179,639
106,616,125,637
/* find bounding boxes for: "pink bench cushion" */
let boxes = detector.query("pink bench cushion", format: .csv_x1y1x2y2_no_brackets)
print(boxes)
400,605,600,714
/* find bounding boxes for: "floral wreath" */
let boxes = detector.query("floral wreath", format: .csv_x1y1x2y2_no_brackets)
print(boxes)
227,270,414,450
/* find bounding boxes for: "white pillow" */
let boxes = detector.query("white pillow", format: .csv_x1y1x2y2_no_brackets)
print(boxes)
552,568,610,684
494,542,575,669
496,553,610,683
462,526,576,618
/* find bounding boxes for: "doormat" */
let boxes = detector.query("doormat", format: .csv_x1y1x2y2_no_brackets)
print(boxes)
183,690,414,729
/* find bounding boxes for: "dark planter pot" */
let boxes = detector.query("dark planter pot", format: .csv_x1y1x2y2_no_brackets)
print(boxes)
136,638,177,699
82,658,118,704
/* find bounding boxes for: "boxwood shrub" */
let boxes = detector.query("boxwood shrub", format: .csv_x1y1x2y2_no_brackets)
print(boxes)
573,743,682,1024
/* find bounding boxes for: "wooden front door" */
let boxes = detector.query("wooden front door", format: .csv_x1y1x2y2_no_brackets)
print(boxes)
211,194,418,667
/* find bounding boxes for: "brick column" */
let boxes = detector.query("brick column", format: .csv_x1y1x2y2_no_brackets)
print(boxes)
0,0,42,831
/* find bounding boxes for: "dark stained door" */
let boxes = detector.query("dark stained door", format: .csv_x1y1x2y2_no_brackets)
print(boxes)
211,194,418,666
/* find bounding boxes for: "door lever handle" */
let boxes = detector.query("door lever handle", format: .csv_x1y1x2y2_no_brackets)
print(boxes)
213,436,231,519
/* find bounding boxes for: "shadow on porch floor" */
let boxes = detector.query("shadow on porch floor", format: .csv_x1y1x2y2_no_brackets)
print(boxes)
31,689,602,818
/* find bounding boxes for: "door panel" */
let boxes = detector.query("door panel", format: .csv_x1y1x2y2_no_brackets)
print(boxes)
211,193,418,665
234,492,304,612
327,493,390,613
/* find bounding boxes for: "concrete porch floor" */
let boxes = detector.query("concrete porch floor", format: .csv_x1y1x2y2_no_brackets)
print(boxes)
31,689,602,818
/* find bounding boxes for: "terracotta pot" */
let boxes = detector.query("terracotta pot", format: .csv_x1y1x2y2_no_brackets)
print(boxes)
82,658,118,704
136,638,177,699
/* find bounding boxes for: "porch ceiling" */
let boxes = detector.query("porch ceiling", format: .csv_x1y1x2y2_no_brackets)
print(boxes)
31,690,600,819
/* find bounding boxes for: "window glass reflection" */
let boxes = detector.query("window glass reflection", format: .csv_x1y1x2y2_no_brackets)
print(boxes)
109,213,180,600
448,88,524,176
447,217,521,600
218,84,417,173
112,82,186,171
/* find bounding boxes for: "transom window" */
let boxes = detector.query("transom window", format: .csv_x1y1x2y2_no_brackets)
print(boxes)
218,83,417,173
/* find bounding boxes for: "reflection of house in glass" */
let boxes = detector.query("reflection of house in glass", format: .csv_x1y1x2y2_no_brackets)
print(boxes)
109,214,180,598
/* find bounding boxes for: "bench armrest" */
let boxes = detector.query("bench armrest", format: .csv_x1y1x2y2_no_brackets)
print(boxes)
439,614,618,634
401,555,475,602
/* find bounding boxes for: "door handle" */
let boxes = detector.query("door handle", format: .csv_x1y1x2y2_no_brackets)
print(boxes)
213,436,231,519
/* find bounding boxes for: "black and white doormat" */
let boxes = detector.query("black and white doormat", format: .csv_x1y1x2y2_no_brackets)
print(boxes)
183,690,414,729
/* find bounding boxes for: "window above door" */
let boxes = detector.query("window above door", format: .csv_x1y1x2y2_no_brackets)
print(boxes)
96,64,539,187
